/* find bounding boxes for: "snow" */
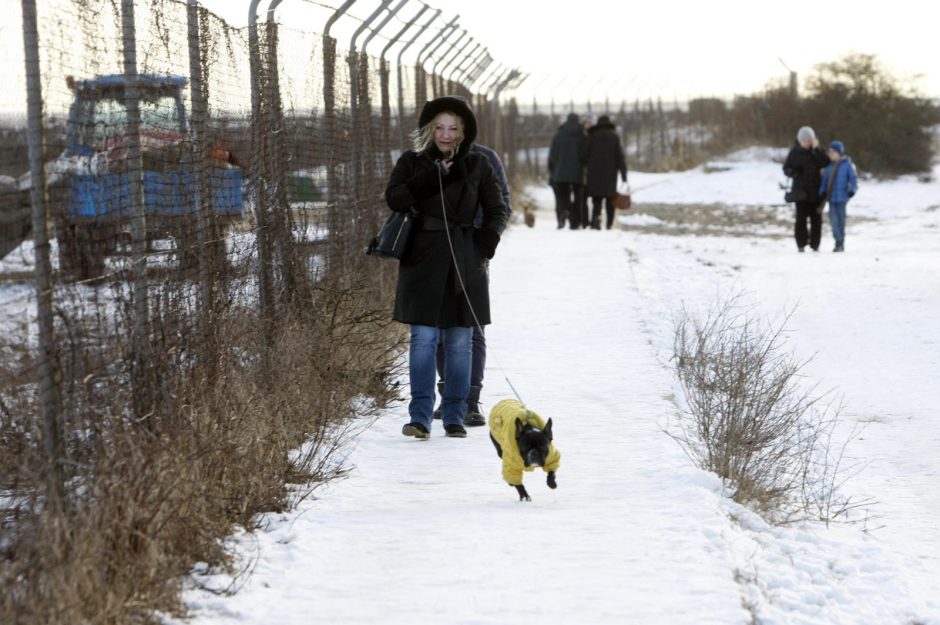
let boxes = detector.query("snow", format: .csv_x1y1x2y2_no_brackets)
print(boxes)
4,148,938,624
167,149,939,624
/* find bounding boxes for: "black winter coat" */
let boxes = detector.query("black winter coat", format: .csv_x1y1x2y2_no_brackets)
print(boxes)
583,121,627,197
548,114,586,185
783,141,829,206
385,145,507,328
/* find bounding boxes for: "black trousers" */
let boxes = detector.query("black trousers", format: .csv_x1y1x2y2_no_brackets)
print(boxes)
552,182,584,228
794,201,821,250
574,184,588,229
591,196,615,229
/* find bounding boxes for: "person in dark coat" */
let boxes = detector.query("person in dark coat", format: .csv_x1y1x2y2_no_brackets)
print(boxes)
433,141,512,428
783,126,829,252
548,113,587,229
582,115,627,229
577,114,597,228
385,95,508,439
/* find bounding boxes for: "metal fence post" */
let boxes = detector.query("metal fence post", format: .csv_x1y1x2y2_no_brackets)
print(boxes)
362,0,408,56
120,0,152,421
348,0,390,197
248,0,276,360
471,62,503,145
21,0,64,510
391,7,437,146
448,41,482,85
415,17,458,107
431,30,469,97
186,0,213,335
323,0,356,270
486,67,515,157
265,0,295,297
371,0,412,171
465,53,493,88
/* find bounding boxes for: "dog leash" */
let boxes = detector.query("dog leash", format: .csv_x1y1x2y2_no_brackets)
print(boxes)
436,163,527,408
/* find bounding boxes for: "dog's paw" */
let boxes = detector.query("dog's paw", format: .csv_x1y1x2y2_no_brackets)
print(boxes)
514,484,531,502
546,471,557,489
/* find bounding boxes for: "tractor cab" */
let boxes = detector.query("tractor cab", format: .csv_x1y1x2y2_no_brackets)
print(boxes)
53,73,244,280
65,74,188,170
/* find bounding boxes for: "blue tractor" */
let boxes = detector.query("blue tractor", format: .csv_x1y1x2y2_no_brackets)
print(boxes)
51,74,244,280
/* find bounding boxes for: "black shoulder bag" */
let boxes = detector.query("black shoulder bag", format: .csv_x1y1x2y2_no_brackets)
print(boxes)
366,209,416,260
784,182,807,203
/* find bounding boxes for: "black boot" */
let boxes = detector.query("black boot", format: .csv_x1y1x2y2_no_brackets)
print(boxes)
433,381,444,419
464,385,485,427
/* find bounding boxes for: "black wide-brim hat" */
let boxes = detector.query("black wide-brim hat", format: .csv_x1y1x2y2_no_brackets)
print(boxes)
417,95,478,156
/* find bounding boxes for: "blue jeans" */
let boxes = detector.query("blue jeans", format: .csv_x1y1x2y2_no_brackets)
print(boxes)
436,326,486,387
829,201,847,244
409,325,471,428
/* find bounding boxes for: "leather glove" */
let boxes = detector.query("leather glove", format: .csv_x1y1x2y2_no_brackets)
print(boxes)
405,166,441,201
473,228,500,260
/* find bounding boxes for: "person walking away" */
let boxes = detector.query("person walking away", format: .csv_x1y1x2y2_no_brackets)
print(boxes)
576,114,598,228
548,113,586,229
819,140,858,252
582,115,627,229
432,140,513,427
385,96,508,439
783,126,829,252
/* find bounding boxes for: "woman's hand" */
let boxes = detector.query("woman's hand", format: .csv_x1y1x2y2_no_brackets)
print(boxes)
435,159,454,175
473,228,500,259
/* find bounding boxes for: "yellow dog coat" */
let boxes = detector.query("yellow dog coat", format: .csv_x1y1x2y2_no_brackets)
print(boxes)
489,399,561,485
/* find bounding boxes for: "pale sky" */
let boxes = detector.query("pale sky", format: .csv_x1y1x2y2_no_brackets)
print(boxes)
197,0,939,104
3,0,937,115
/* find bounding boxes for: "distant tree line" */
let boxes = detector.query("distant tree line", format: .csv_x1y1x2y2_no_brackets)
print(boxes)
514,53,938,178
704,53,940,176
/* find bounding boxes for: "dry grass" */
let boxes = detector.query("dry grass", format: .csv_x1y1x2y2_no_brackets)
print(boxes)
624,202,874,239
0,264,404,624
668,293,864,524
629,202,791,238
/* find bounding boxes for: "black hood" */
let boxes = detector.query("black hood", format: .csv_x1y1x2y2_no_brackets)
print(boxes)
589,119,616,133
417,95,478,159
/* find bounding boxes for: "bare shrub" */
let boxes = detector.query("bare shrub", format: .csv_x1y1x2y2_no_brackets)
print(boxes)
0,268,404,624
669,294,862,523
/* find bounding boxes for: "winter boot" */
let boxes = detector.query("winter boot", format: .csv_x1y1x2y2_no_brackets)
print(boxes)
444,423,467,438
433,381,444,419
463,385,485,427
402,422,430,439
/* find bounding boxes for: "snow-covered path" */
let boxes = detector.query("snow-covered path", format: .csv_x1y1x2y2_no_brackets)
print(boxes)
176,215,750,624
171,151,940,625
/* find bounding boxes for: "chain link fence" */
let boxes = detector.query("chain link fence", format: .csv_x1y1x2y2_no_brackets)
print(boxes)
1,1,526,621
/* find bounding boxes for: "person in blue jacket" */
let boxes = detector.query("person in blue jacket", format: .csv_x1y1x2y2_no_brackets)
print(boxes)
819,140,858,252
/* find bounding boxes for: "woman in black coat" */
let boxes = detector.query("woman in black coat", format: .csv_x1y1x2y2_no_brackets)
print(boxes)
583,115,627,229
385,96,507,439
783,126,830,251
